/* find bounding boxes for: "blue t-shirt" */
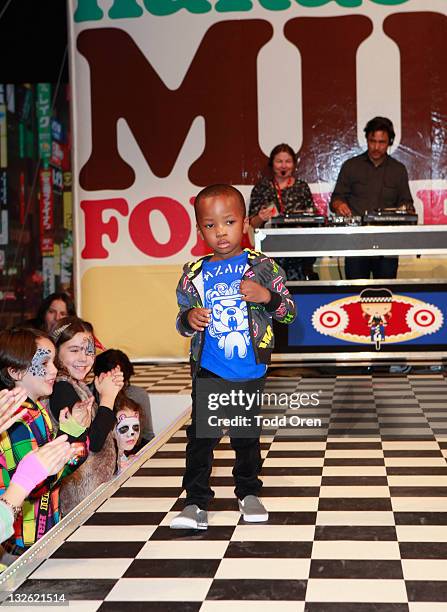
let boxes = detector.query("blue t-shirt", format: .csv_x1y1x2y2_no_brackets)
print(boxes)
200,252,267,381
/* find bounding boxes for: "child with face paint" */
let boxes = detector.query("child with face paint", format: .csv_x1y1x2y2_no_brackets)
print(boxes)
0,328,90,557
113,395,144,471
50,317,124,514
93,349,154,444
0,388,75,550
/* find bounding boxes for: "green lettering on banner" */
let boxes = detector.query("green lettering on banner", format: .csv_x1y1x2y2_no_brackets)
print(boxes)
36,84,52,169
259,0,291,10
215,0,253,12
296,0,409,4
372,0,409,5
74,0,104,22
109,0,143,19
143,0,212,16
295,0,409,8
296,0,361,6
74,0,411,20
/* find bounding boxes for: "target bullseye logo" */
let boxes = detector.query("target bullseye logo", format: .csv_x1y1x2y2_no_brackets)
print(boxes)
406,304,442,333
413,309,435,327
320,311,341,328
312,305,349,335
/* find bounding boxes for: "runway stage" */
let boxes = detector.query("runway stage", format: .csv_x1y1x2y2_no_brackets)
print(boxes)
2,368,447,611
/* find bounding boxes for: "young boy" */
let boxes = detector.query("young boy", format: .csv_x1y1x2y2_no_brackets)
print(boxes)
171,184,296,530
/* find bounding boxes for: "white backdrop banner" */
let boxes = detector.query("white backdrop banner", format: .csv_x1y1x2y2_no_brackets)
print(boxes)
68,0,447,358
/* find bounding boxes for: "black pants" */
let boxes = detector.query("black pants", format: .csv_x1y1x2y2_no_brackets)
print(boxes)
345,256,398,280
183,368,264,510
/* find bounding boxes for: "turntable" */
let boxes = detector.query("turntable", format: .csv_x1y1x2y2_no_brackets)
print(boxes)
267,213,326,228
363,208,418,225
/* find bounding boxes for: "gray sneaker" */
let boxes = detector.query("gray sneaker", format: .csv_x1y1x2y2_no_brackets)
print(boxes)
238,495,269,522
170,504,208,530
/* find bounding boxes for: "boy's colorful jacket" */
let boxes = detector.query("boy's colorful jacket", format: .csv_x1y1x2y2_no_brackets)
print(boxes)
0,399,87,550
176,249,297,376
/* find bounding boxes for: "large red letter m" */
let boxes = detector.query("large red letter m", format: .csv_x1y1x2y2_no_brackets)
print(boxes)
78,23,272,191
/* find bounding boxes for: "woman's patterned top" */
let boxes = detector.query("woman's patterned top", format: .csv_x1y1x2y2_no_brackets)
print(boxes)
248,176,314,219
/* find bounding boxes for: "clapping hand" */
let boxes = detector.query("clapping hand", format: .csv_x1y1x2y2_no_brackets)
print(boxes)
95,366,124,408
60,396,94,429
33,435,75,475
5,436,76,505
0,388,28,434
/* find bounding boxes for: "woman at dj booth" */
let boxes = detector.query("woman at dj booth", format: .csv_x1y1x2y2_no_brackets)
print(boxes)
248,143,318,280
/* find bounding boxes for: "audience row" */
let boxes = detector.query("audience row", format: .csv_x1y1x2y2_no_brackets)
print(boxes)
0,293,154,567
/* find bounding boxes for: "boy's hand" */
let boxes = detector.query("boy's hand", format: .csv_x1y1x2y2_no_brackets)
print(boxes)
187,308,211,331
240,279,270,304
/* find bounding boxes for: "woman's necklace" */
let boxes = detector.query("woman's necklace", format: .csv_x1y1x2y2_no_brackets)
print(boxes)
273,176,293,214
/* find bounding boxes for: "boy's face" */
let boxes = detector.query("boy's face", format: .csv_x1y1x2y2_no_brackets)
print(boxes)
196,194,248,261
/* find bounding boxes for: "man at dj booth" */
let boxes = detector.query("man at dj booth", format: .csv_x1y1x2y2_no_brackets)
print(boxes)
330,116,414,280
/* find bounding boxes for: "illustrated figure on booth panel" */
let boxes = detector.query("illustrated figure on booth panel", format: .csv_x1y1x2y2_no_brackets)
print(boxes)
360,288,393,350
171,183,296,530
330,116,414,280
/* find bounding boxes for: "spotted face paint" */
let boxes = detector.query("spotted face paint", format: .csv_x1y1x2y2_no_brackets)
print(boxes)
27,348,52,377
17,338,57,402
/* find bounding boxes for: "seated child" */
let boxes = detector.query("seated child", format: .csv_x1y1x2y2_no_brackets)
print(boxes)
49,317,123,515
113,395,144,471
93,349,154,444
170,184,296,530
0,328,89,556
0,388,74,547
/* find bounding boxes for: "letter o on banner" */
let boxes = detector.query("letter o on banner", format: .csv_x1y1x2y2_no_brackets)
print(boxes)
129,196,191,257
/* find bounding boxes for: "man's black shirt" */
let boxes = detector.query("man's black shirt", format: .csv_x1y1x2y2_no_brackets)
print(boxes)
330,152,413,216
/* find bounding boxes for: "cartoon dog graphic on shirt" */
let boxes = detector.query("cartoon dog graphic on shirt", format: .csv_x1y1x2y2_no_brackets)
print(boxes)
206,281,250,359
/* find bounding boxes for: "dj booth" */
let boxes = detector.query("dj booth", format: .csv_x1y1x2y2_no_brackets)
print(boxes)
254,219,447,363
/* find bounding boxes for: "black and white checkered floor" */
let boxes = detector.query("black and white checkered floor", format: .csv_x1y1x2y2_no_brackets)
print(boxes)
131,364,192,394
5,370,447,611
